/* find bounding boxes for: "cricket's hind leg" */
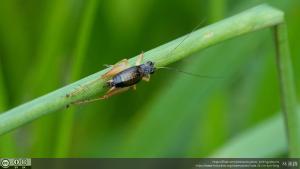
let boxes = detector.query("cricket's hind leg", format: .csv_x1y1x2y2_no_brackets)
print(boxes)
100,86,132,99
70,87,118,105
70,85,136,105
66,65,120,98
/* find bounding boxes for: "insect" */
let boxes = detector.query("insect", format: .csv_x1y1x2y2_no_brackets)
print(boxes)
100,52,154,99
69,19,218,105
69,52,156,105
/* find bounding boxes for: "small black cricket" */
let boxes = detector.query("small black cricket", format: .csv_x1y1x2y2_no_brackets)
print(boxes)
69,53,156,105
100,52,155,99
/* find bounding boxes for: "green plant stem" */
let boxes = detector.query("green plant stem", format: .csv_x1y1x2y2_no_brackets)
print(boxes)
0,5,291,151
55,0,99,157
274,23,300,157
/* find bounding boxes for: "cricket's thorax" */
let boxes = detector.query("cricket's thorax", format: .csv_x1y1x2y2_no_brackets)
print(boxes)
110,66,143,88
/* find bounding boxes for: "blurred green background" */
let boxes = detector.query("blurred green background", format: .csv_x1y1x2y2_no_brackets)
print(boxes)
0,0,299,157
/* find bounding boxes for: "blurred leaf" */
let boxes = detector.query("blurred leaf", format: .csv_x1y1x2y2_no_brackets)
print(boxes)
25,0,73,156
211,112,289,157
55,0,100,157
0,59,16,156
0,1,31,104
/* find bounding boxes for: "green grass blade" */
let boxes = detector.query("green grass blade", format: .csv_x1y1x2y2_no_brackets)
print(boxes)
0,60,16,156
0,1,31,100
55,0,100,157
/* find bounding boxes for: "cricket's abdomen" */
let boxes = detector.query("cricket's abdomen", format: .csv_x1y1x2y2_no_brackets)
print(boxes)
112,66,142,88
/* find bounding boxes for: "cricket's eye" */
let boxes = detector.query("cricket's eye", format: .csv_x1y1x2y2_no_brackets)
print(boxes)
150,67,155,74
146,61,154,66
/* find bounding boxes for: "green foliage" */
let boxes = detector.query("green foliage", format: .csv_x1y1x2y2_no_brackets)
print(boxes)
0,0,299,157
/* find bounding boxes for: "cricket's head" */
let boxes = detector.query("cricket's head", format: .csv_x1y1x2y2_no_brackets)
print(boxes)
140,61,156,75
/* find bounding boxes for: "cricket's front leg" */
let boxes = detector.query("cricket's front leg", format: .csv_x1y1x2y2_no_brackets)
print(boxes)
142,74,150,82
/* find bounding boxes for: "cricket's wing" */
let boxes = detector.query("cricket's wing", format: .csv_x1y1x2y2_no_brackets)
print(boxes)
101,59,129,79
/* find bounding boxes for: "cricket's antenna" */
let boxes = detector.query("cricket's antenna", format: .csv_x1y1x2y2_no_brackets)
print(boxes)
166,18,207,58
156,19,223,79
157,66,222,79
